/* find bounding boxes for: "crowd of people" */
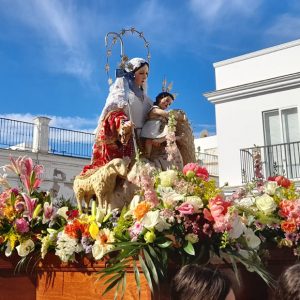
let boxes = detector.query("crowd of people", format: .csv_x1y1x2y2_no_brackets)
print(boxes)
169,263,300,300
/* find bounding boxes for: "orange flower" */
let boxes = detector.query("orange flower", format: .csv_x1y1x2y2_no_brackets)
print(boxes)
281,220,297,233
65,219,89,239
133,201,151,220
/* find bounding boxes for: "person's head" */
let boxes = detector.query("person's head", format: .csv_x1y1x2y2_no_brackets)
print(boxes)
170,265,235,300
275,264,300,300
154,92,174,110
125,57,149,87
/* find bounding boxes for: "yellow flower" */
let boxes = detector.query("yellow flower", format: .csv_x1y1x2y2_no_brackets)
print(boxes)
144,230,156,243
3,205,15,221
89,221,99,240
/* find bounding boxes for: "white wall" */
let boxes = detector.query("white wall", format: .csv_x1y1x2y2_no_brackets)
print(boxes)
216,87,300,186
194,136,218,155
0,148,89,203
215,40,300,89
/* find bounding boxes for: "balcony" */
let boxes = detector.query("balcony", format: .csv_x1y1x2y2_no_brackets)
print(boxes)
0,117,94,159
196,152,219,177
240,141,300,183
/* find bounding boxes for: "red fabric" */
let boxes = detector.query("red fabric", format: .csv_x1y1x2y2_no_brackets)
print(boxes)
81,110,134,174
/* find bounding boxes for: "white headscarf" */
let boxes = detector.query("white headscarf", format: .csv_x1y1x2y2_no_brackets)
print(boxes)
98,57,149,124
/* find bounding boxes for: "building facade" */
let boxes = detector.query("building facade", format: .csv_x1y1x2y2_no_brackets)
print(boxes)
204,39,300,187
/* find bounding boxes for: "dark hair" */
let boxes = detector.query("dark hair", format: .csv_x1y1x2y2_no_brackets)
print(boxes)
133,61,149,73
170,265,232,300
275,264,300,300
154,91,174,106
125,62,149,82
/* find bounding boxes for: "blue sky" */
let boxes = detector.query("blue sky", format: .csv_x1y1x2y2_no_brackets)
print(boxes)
1,0,300,136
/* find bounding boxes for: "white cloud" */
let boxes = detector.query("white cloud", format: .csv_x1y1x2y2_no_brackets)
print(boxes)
264,14,300,42
0,0,94,80
188,0,262,24
0,113,97,132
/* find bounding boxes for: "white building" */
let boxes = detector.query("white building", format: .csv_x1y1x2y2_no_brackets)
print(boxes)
204,39,300,187
0,117,92,202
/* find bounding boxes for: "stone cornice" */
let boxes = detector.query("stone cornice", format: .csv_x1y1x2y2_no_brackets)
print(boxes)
204,72,300,104
214,39,300,68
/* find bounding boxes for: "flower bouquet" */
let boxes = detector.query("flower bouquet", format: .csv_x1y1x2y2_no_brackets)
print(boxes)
1,156,299,299
0,156,72,266
230,174,300,255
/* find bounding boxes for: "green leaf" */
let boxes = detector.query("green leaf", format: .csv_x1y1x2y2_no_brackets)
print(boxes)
102,274,124,296
183,241,195,256
114,280,122,300
104,273,122,286
121,272,127,299
133,261,141,299
113,241,145,248
139,255,153,293
147,245,164,277
157,240,172,248
98,264,127,275
143,249,159,287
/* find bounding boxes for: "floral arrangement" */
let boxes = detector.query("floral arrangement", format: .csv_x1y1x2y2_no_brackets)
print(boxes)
165,110,177,161
1,155,300,298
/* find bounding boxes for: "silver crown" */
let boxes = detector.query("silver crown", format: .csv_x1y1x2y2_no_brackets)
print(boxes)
104,27,151,85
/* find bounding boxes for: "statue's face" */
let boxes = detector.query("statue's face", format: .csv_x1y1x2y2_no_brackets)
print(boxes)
159,96,173,110
134,64,149,87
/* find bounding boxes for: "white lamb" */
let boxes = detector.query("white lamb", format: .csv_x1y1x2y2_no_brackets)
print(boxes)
73,157,130,213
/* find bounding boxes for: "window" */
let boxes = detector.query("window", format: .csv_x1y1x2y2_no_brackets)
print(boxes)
262,107,300,178
263,107,300,145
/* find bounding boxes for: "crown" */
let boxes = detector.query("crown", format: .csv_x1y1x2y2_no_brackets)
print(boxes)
104,27,151,85
162,77,177,99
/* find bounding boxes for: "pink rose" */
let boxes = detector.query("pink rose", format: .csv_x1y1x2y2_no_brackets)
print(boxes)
183,163,209,180
204,195,232,233
15,218,29,233
177,202,195,215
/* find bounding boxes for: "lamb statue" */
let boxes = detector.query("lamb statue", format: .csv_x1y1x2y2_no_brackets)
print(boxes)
73,157,130,213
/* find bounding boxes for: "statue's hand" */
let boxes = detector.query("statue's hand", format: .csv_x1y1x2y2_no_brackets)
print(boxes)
119,120,134,144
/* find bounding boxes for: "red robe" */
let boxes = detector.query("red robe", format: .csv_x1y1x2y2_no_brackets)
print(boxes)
81,110,134,174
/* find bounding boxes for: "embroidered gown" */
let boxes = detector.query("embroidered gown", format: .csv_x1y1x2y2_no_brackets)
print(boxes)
81,82,152,174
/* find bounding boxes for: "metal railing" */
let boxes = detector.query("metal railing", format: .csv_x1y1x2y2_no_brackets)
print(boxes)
196,152,219,176
0,118,34,150
240,141,300,183
49,126,95,158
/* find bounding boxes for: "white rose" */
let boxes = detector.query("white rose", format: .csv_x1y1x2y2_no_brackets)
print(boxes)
185,196,203,212
255,194,277,214
16,239,35,257
243,228,261,249
159,170,178,187
234,197,255,207
155,216,172,232
159,188,184,208
264,181,278,195
142,211,160,229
